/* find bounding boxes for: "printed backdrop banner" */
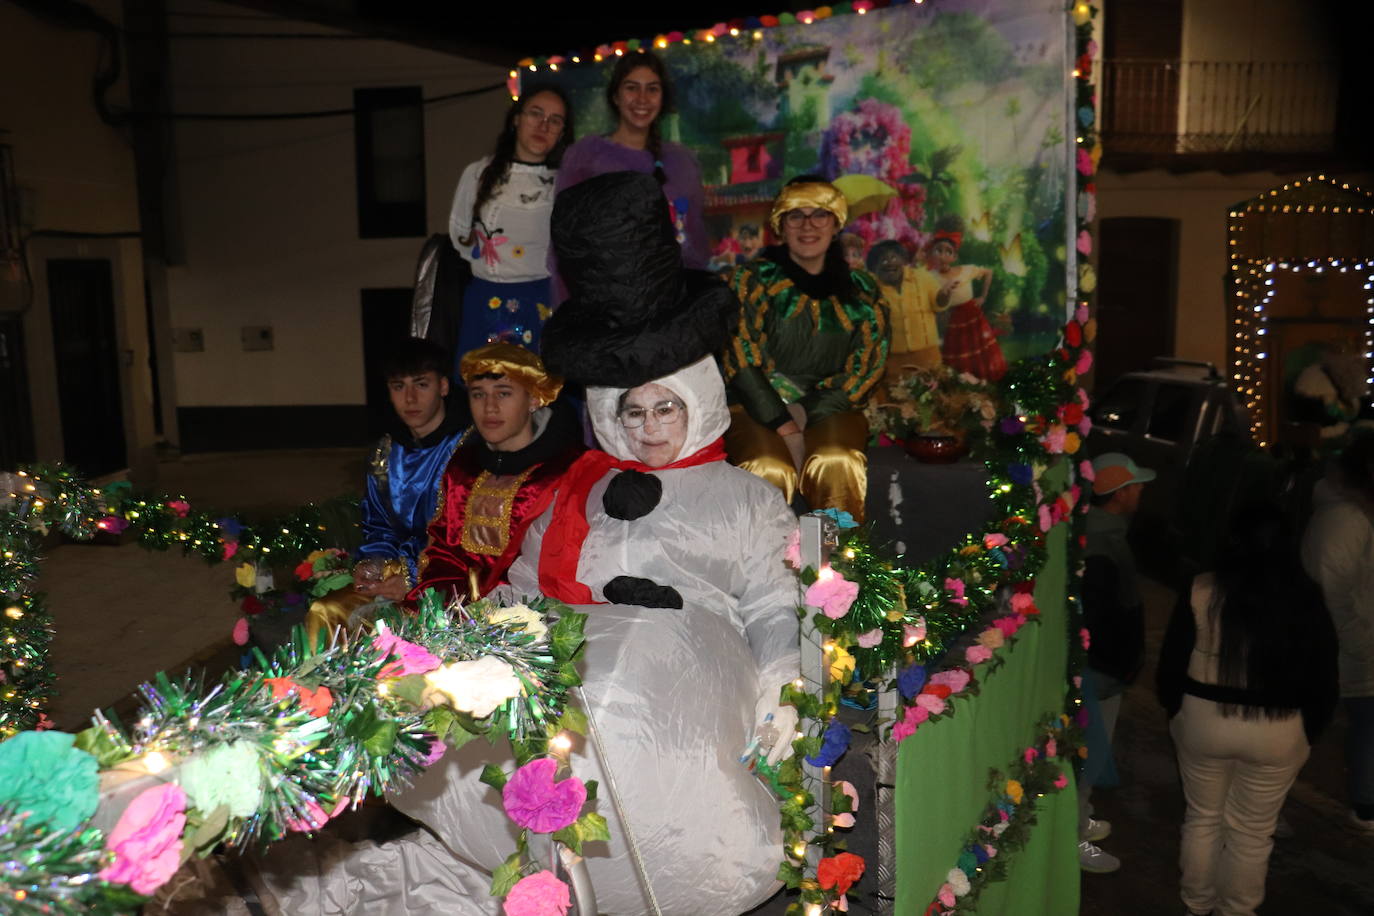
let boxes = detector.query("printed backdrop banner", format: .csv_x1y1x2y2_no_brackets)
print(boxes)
535,0,1073,365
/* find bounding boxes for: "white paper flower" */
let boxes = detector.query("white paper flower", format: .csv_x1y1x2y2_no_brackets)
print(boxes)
947,867,971,896
487,604,547,640
423,656,523,718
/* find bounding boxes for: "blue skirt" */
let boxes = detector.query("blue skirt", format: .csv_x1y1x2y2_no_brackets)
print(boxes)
456,276,552,367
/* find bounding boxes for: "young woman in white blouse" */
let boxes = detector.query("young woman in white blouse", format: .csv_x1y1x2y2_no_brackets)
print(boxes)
448,86,573,364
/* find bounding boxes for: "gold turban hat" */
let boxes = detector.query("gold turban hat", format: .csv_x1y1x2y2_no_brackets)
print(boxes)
458,342,563,407
768,181,850,235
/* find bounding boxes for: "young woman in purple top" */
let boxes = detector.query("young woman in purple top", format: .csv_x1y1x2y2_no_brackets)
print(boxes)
553,50,709,273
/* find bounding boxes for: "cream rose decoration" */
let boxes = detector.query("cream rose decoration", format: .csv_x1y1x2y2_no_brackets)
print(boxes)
423,656,523,718
487,604,548,640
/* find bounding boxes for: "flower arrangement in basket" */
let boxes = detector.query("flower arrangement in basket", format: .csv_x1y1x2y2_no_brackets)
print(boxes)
230,547,354,631
866,365,1002,460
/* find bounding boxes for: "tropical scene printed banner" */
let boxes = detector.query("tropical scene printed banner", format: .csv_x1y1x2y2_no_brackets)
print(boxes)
540,0,1074,367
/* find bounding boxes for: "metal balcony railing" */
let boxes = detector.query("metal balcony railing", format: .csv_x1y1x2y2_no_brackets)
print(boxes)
1101,58,1339,155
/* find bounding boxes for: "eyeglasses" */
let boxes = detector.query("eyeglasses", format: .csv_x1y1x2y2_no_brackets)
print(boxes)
782,209,836,229
520,109,566,130
618,400,684,428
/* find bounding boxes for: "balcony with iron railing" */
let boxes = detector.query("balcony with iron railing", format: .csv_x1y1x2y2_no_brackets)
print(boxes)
1101,58,1340,163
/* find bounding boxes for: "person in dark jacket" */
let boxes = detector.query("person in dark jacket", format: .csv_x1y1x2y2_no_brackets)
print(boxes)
1078,451,1156,873
1158,501,1338,916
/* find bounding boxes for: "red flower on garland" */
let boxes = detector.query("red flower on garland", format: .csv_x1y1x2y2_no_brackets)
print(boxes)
1076,52,1093,77
294,558,315,581
817,851,866,897
241,595,265,616
1061,402,1085,425
1064,321,1083,348
923,684,953,700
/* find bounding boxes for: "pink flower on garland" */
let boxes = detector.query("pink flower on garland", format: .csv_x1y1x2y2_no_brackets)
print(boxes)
1045,738,1058,758
1042,423,1067,454
833,780,859,829
222,540,238,560
1038,504,1055,533
929,668,970,694
286,798,330,833
232,617,250,646
903,618,927,647
1023,746,1039,764
1076,230,1093,256
1079,627,1092,650
784,528,802,570
806,570,860,620
422,738,448,767
166,499,190,518
938,883,956,907
1076,148,1093,176
983,532,1008,549
503,870,571,916
943,577,968,607
1054,772,1069,790
96,515,129,534
915,693,947,716
993,615,1024,638
1011,592,1036,615
503,757,586,834
891,703,930,743
856,628,884,648
372,627,441,677
98,783,186,895
1075,304,1089,324
965,644,993,665
1076,349,1094,374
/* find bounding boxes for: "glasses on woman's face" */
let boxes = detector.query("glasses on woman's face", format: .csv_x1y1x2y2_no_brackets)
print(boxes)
618,400,684,429
520,108,566,130
782,208,836,229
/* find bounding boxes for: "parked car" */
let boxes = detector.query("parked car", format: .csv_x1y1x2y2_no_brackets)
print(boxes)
1087,359,1254,580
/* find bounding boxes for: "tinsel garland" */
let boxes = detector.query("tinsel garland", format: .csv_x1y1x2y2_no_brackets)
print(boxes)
0,463,359,736
1,591,590,909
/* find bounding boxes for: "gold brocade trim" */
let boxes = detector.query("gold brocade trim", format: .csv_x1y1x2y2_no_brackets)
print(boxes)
380,557,412,589
460,469,533,557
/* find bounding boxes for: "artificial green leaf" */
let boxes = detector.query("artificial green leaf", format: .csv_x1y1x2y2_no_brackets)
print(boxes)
801,566,818,585
577,811,610,844
547,611,588,662
553,824,582,855
363,719,399,757
777,860,804,888
557,704,588,736
387,674,428,708
584,779,598,801
479,764,508,791
73,724,132,768
182,804,231,862
552,662,583,687
489,851,523,897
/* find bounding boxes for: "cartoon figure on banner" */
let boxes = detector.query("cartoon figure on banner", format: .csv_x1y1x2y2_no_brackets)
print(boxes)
868,238,949,374
929,216,1006,383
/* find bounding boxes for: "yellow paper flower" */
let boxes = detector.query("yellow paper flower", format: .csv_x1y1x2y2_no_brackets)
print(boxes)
1006,779,1025,804
829,645,856,683
537,303,552,321
1072,2,1093,26
1064,432,1082,454
1078,263,1097,293
487,604,548,640
488,296,502,310
235,563,256,589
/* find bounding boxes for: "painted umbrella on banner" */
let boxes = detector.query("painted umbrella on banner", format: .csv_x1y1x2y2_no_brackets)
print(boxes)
832,174,898,220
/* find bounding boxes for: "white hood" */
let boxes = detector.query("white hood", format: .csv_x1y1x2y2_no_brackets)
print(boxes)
586,356,731,463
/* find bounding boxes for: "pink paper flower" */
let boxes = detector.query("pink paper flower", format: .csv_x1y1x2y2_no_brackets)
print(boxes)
891,703,930,743
1038,504,1054,532
1078,459,1095,481
1045,738,1058,758
99,783,186,895
984,843,999,858
1054,772,1069,789
1023,746,1039,764
1075,304,1089,324
856,628,883,648
903,617,927,647
232,617,249,646
503,757,586,834
422,738,448,767
222,540,238,560
372,627,441,677
938,883,956,907
833,780,859,828
1076,148,1093,175
1042,423,1067,454
965,644,993,665
166,499,190,518
503,870,571,916
1076,350,1094,374
1079,627,1091,650
943,577,968,607
1079,416,1093,437
1010,592,1035,614
915,693,946,716
1076,230,1092,255
806,570,860,619
983,532,1009,548
929,668,970,694
993,615,1024,638
286,798,330,833
784,528,802,570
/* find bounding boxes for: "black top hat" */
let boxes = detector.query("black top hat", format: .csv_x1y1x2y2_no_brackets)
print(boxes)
542,171,739,389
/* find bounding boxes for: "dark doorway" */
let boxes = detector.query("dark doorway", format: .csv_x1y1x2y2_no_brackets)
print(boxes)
0,316,36,469
47,258,127,477
360,288,414,438
1093,217,1179,386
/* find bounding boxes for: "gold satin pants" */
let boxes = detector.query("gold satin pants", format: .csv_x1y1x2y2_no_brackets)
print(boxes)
725,405,869,522
303,586,372,649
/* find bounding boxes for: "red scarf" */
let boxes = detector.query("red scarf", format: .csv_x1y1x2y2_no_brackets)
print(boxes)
537,438,727,603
